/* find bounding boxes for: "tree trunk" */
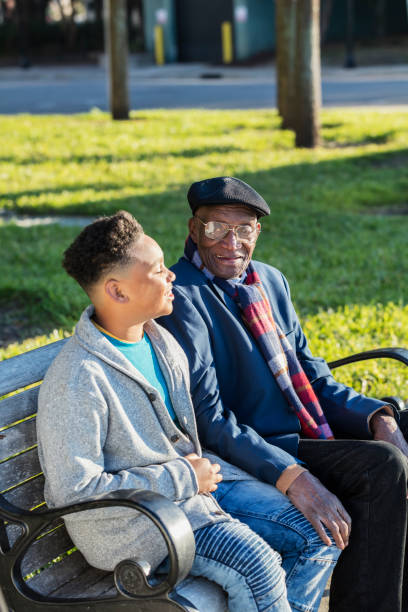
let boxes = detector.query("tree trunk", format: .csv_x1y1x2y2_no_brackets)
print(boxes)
104,0,129,120
275,0,297,129
294,0,321,148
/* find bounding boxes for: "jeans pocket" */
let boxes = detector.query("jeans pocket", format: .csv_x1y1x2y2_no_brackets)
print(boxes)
212,479,240,504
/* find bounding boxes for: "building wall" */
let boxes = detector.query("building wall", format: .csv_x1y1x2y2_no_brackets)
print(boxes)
233,0,275,61
175,0,233,63
324,0,408,42
143,0,276,63
142,0,178,62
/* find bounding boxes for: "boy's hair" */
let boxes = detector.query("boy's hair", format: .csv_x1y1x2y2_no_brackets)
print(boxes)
62,210,144,292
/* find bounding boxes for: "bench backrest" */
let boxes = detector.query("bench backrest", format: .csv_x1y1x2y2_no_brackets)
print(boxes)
0,339,116,601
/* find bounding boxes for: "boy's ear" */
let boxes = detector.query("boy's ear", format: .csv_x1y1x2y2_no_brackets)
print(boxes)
105,279,129,303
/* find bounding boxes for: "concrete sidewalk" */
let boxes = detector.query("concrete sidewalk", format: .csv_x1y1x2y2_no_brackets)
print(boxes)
0,61,407,84
1,60,407,113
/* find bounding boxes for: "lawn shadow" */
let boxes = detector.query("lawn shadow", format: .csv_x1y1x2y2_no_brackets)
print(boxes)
321,122,343,129
0,145,241,167
1,183,122,203
1,145,408,347
0,300,55,349
323,130,397,148
3,145,408,214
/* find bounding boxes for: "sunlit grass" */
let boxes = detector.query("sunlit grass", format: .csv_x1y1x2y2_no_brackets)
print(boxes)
304,303,408,398
1,108,407,398
1,109,408,216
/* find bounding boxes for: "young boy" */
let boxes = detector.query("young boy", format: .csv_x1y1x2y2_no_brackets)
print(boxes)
37,211,293,612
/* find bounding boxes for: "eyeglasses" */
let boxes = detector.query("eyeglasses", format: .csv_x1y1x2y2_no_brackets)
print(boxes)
195,216,260,243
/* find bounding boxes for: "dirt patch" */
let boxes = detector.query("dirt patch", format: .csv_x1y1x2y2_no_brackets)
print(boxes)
361,204,408,216
0,210,96,228
366,153,408,169
0,303,47,348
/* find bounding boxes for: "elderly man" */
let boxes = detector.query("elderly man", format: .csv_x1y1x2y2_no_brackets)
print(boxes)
158,176,408,612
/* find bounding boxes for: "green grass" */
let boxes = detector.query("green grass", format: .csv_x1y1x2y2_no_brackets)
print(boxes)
0,108,407,398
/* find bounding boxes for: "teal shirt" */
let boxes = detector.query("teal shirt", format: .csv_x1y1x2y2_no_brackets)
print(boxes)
100,330,177,422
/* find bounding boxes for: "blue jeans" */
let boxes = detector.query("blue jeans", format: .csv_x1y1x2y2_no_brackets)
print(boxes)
213,480,341,612
191,520,290,612
299,435,408,612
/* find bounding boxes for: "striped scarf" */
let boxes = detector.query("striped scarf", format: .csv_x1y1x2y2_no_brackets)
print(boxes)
184,237,334,440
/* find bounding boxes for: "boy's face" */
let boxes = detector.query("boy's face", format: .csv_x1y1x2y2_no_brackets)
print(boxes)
117,235,175,320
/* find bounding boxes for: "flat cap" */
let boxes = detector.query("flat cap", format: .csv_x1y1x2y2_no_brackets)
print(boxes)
187,176,270,217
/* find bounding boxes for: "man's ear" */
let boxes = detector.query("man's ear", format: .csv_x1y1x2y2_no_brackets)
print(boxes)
188,217,198,244
105,279,129,303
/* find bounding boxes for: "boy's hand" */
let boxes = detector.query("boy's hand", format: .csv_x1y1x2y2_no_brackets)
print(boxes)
184,453,223,493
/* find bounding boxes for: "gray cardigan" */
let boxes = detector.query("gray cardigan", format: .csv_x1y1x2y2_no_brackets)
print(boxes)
37,306,254,572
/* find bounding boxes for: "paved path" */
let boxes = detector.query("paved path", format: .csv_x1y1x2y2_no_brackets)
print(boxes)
0,63,407,113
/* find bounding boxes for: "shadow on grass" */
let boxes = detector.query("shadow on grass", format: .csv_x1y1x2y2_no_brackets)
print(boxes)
0,299,57,349
1,183,123,205
321,122,343,129
0,145,242,167
0,185,187,217
1,147,407,346
2,146,408,215
323,130,397,148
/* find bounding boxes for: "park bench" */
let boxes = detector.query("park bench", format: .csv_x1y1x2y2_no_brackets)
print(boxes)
0,340,407,612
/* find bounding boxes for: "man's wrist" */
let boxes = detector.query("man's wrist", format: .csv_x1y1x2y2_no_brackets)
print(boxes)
369,406,395,435
276,464,308,495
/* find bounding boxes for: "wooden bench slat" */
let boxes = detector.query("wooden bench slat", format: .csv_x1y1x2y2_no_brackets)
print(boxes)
0,448,42,492
85,577,117,600
1,476,46,549
25,548,93,596
49,567,114,599
0,339,68,397
21,523,76,577
0,386,39,428
2,473,45,511
0,418,37,462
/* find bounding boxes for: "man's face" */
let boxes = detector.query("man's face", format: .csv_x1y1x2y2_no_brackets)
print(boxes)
188,205,260,279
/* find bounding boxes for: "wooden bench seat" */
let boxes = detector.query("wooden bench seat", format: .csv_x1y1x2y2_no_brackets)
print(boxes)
1,340,407,611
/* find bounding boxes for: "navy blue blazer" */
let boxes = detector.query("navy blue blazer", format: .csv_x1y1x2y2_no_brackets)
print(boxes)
158,257,386,486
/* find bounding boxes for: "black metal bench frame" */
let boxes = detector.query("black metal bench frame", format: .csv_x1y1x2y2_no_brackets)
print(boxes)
0,340,407,612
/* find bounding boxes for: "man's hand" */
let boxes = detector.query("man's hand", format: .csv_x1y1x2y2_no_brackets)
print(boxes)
370,412,408,460
185,453,223,493
286,471,351,550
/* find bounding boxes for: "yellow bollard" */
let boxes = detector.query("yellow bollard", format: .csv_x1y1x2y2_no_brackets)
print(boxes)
221,21,233,64
154,25,165,65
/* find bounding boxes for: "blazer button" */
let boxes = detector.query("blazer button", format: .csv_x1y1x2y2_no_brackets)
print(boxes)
148,393,156,402
171,434,180,443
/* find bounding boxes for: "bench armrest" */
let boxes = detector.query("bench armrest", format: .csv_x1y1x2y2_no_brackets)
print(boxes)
0,489,195,604
328,347,408,370
328,346,408,413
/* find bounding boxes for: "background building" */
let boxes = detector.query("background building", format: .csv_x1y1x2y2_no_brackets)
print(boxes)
142,0,408,64
142,0,275,64
0,0,406,67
